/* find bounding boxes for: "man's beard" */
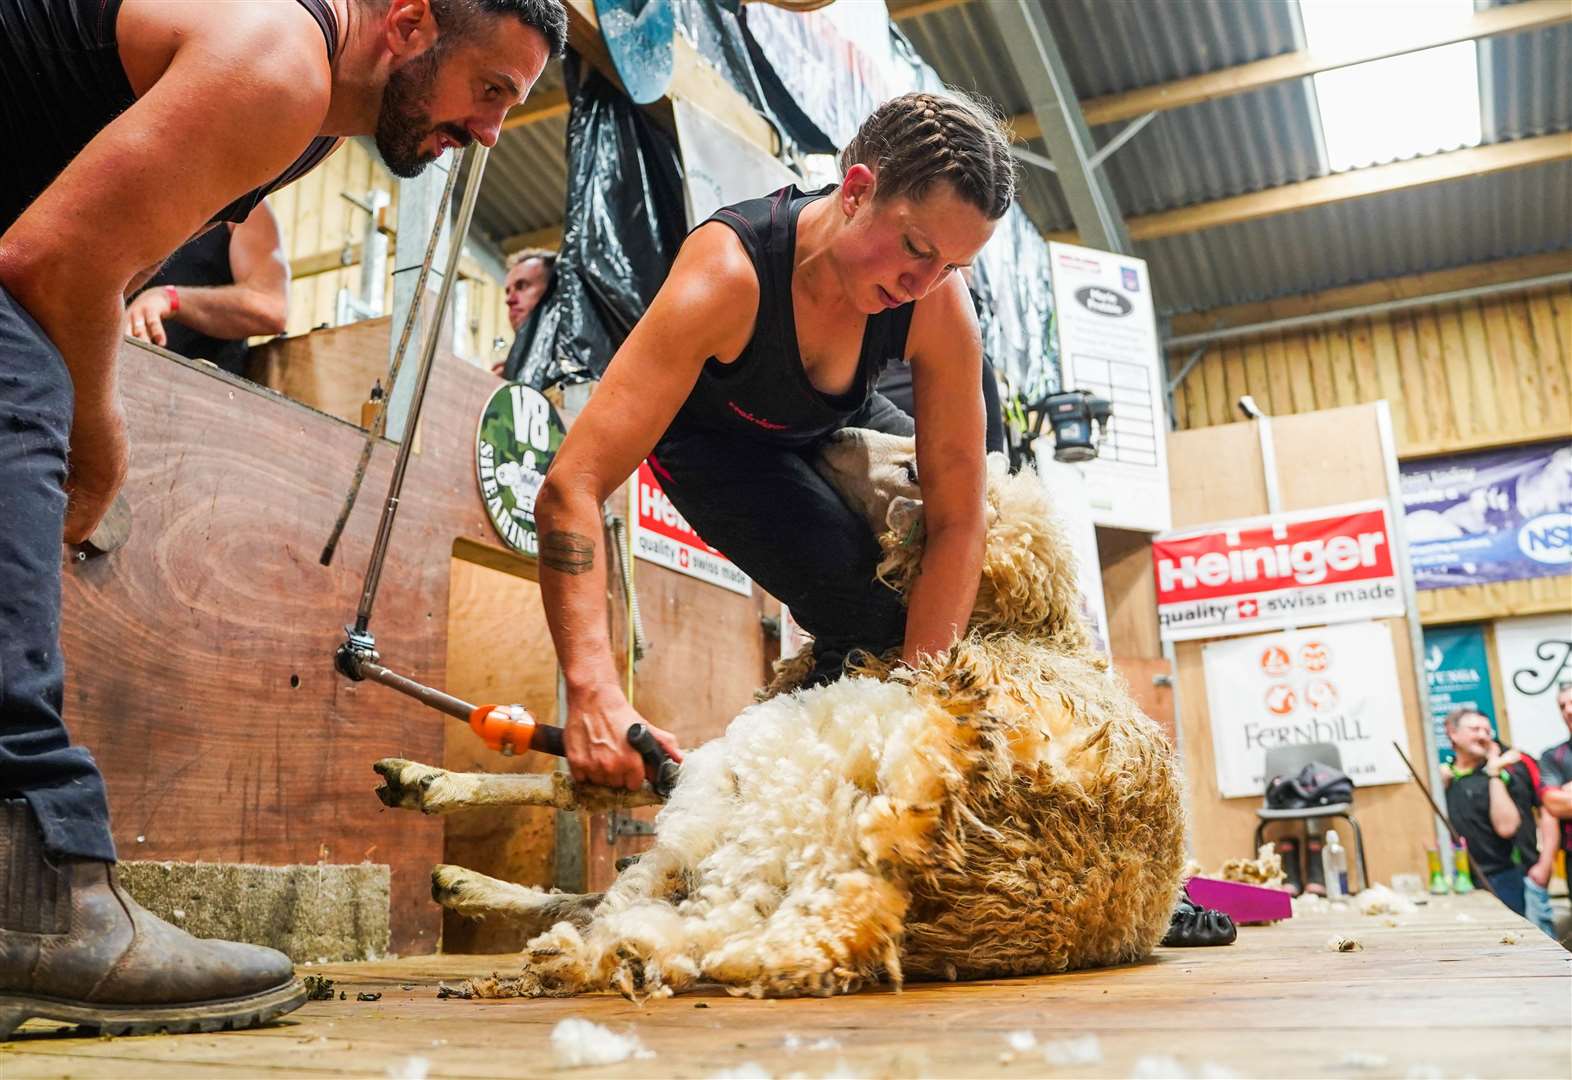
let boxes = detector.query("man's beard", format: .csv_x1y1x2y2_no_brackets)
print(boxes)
375,49,468,178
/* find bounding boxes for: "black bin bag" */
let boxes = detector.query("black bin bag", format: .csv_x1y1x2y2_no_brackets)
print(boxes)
517,54,687,391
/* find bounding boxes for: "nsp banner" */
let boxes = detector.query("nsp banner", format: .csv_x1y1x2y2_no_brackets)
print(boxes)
1203,622,1412,798
1153,499,1404,642
632,461,752,596
1399,439,1572,589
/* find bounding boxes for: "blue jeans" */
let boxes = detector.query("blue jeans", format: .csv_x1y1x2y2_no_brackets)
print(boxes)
1524,877,1556,938
0,286,116,861
1484,867,1527,917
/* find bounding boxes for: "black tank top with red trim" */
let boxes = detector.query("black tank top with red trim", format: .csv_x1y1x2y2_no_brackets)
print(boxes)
667,184,915,450
0,0,340,234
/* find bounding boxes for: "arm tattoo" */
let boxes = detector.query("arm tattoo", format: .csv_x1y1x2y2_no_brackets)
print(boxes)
541,530,595,575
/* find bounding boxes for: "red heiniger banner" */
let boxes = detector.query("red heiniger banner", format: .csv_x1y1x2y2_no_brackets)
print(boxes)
632,461,752,596
1153,499,1404,641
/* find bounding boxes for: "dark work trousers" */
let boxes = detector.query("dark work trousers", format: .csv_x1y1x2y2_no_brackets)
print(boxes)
651,393,915,687
1483,867,1527,917
0,286,117,862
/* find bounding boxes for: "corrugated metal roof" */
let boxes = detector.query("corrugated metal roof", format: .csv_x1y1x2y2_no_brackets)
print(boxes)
901,0,1571,315
468,3,1569,312
1481,15,1572,141
1141,159,1572,315
901,0,1326,226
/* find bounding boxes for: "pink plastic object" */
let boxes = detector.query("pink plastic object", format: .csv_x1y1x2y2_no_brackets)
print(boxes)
1185,875,1292,925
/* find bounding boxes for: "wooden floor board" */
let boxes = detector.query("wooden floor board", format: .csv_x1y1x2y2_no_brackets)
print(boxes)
5,894,1567,1078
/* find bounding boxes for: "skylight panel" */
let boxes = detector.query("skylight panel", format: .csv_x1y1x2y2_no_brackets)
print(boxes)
1298,0,1483,173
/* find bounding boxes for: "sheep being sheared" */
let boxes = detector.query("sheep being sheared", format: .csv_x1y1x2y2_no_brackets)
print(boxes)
428,430,1185,999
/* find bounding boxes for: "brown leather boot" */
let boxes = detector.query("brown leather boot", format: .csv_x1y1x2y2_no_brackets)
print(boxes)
0,800,305,1037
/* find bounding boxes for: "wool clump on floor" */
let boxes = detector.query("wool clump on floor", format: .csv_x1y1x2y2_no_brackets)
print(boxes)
549,1017,654,1068
462,435,1185,1000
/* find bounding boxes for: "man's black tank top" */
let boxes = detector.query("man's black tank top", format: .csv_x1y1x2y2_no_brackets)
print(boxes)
668,184,915,450
144,225,250,376
0,0,340,234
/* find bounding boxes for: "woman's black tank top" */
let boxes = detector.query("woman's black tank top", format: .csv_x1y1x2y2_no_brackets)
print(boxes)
669,184,915,450
0,0,340,233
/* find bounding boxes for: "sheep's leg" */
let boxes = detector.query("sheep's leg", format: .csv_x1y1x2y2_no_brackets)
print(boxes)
432,864,601,931
373,758,663,815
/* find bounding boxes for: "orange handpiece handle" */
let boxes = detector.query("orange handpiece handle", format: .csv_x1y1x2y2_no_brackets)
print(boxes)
466,704,564,756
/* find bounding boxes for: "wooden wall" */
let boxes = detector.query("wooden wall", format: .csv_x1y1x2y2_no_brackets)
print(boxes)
1167,404,1437,886
62,335,515,954
1167,279,1571,627
264,141,512,369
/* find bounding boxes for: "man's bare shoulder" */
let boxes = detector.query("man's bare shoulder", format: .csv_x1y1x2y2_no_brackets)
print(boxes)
116,1,333,118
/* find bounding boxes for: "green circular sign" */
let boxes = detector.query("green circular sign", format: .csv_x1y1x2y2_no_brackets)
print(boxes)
476,382,566,558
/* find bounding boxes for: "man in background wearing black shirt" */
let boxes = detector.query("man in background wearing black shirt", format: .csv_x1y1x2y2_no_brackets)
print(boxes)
1444,708,1539,917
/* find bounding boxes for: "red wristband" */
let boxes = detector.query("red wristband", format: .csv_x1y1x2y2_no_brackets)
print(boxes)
164,285,180,313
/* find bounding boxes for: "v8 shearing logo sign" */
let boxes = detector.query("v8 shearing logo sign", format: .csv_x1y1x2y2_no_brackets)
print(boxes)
476,383,565,558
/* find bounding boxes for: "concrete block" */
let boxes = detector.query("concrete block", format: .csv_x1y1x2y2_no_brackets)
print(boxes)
118,861,391,963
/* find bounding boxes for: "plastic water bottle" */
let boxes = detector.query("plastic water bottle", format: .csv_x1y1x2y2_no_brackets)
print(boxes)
1322,830,1349,899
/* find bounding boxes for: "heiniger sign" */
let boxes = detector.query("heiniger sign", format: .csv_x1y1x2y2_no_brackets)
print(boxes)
1153,500,1405,641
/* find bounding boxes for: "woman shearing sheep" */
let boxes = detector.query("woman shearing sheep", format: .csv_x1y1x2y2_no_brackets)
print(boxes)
535,91,1015,792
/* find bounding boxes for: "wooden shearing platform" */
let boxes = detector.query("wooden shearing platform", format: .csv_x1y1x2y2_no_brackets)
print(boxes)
4,893,1567,1078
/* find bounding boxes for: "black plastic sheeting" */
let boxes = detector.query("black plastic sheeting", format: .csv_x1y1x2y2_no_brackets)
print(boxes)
741,12,1061,406
515,55,687,390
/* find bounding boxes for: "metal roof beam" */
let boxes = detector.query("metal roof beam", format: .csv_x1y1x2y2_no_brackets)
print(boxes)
887,0,972,21
1044,132,1572,244
1167,250,1572,337
989,0,1131,253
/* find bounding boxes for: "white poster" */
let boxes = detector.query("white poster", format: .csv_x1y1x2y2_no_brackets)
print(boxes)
1047,241,1171,533
674,99,802,229
1203,622,1412,798
1495,612,1572,758
1036,454,1110,655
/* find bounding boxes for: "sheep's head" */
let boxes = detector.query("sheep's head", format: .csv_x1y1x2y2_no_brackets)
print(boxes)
814,429,1091,651
814,429,925,542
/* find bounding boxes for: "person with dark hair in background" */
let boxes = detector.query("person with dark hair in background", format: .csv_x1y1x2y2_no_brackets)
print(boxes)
125,201,290,375
1536,683,1572,914
0,0,564,1038
494,245,557,378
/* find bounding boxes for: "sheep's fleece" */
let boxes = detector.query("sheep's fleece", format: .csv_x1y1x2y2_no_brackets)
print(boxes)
486,432,1185,999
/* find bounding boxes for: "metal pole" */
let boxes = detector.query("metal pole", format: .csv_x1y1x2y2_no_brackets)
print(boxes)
1257,416,1282,516
989,0,1132,253
1376,399,1455,880
1165,271,1572,351
354,143,490,633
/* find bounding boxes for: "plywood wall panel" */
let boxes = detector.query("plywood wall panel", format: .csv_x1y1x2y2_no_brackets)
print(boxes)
1170,286,1569,454
1165,404,1436,887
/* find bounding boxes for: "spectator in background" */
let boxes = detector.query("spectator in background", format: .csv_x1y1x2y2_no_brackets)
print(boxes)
1444,708,1540,918
495,246,556,379
1537,682,1572,871
125,201,289,376
1486,733,1559,937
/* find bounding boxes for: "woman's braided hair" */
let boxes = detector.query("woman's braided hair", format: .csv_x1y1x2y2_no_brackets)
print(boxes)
839,91,1016,220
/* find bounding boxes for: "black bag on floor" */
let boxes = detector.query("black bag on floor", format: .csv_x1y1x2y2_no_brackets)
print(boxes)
1266,763,1354,809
